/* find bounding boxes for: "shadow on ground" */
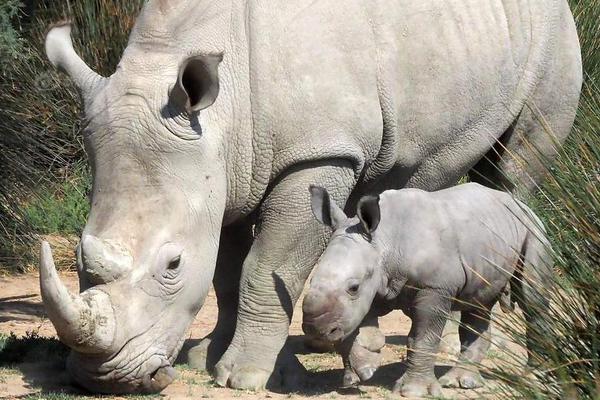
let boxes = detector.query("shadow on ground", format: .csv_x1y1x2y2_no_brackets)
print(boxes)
0,333,81,397
0,333,457,398
0,294,46,323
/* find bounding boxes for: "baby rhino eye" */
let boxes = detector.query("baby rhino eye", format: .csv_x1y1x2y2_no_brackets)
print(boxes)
347,283,360,295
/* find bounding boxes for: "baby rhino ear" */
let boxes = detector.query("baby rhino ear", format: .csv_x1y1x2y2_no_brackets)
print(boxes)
309,185,347,229
357,195,381,234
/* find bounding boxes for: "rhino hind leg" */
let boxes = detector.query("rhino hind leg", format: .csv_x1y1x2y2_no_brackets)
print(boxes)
514,233,553,368
187,222,253,372
439,305,492,389
213,161,356,390
469,3,582,196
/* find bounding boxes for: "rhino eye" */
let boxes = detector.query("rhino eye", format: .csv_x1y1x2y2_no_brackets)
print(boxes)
347,283,360,296
167,255,181,270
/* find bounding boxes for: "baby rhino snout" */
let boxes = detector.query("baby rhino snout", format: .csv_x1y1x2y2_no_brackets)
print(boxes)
302,289,344,342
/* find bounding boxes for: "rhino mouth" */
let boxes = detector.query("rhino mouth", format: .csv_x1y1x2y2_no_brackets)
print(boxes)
67,334,183,394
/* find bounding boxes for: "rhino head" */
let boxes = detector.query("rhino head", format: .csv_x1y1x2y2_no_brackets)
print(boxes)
40,1,246,393
302,186,386,343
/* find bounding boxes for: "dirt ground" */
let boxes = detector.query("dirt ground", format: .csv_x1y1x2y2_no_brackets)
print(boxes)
0,272,524,399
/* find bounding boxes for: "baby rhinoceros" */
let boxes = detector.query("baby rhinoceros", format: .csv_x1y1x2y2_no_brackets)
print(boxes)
302,183,551,398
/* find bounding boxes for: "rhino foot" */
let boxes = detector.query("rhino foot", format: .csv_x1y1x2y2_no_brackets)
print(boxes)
439,367,484,389
393,373,442,398
342,368,360,388
338,324,385,387
187,335,230,372
214,343,306,391
348,343,382,382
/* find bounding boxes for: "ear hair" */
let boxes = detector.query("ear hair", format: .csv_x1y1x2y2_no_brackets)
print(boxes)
357,194,381,237
309,185,347,229
172,53,223,113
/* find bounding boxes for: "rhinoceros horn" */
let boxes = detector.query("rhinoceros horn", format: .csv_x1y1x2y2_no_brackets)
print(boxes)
45,22,105,101
40,242,116,354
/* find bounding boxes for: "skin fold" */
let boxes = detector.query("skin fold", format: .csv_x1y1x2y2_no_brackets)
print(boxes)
41,0,580,393
303,183,552,397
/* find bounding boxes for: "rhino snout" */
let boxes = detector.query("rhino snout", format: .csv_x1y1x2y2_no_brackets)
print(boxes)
302,290,346,341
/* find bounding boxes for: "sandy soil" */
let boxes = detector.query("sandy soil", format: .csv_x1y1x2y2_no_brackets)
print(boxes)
0,272,523,399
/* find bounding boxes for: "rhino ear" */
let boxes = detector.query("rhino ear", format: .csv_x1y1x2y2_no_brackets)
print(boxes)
357,195,381,234
309,185,347,229
172,54,223,113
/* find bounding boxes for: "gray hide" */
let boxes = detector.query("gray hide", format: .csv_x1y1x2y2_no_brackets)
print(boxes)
303,183,552,397
42,0,580,394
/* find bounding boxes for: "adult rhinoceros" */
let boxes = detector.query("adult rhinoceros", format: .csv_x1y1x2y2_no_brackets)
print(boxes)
41,0,581,394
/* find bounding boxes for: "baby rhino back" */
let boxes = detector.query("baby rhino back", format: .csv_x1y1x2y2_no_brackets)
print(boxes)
437,184,536,307
382,183,541,307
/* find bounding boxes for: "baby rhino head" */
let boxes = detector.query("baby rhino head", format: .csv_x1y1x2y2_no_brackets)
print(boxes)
302,186,385,343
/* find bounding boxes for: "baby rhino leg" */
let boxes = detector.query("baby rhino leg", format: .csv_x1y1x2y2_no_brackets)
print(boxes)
439,306,492,389
518,234,552,368
337,316,385,387
394,289,451,398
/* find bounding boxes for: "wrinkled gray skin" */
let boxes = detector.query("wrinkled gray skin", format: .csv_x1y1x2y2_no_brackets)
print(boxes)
40,0,580,394
303,183,552,397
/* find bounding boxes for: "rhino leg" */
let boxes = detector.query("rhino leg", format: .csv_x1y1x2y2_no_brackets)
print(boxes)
338,315,385,387
393,289,450,398
438,312,461,355
214,161,356,390
187,222,253,372
517,233,552,368
439,306,492,389
468,0,581,196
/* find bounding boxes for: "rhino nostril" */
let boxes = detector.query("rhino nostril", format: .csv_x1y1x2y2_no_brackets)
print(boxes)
327,327,344,341
302,322,318,336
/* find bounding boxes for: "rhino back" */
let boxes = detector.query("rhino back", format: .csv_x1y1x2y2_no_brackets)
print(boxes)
379,184,535,300
247,0,562,187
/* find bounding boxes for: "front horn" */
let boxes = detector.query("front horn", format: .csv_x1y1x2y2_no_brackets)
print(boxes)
45,21,106,102
40,242,115,354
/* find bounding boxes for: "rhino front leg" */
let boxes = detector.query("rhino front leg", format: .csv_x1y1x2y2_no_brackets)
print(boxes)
338,314,386,387
394,289,451,398
439,306,492,389
187,222,253,372
214,161,356,390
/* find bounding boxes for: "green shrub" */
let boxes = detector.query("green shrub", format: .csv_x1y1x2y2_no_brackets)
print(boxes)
479,1,600,397
0,0,144,270
481,78,600,400
21,164,91,236
0,0,25,64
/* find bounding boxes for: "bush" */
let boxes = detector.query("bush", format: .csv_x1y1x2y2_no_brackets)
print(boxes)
479,1,600,397
21,164,91,236
0,0,25,65
0,0,144,271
